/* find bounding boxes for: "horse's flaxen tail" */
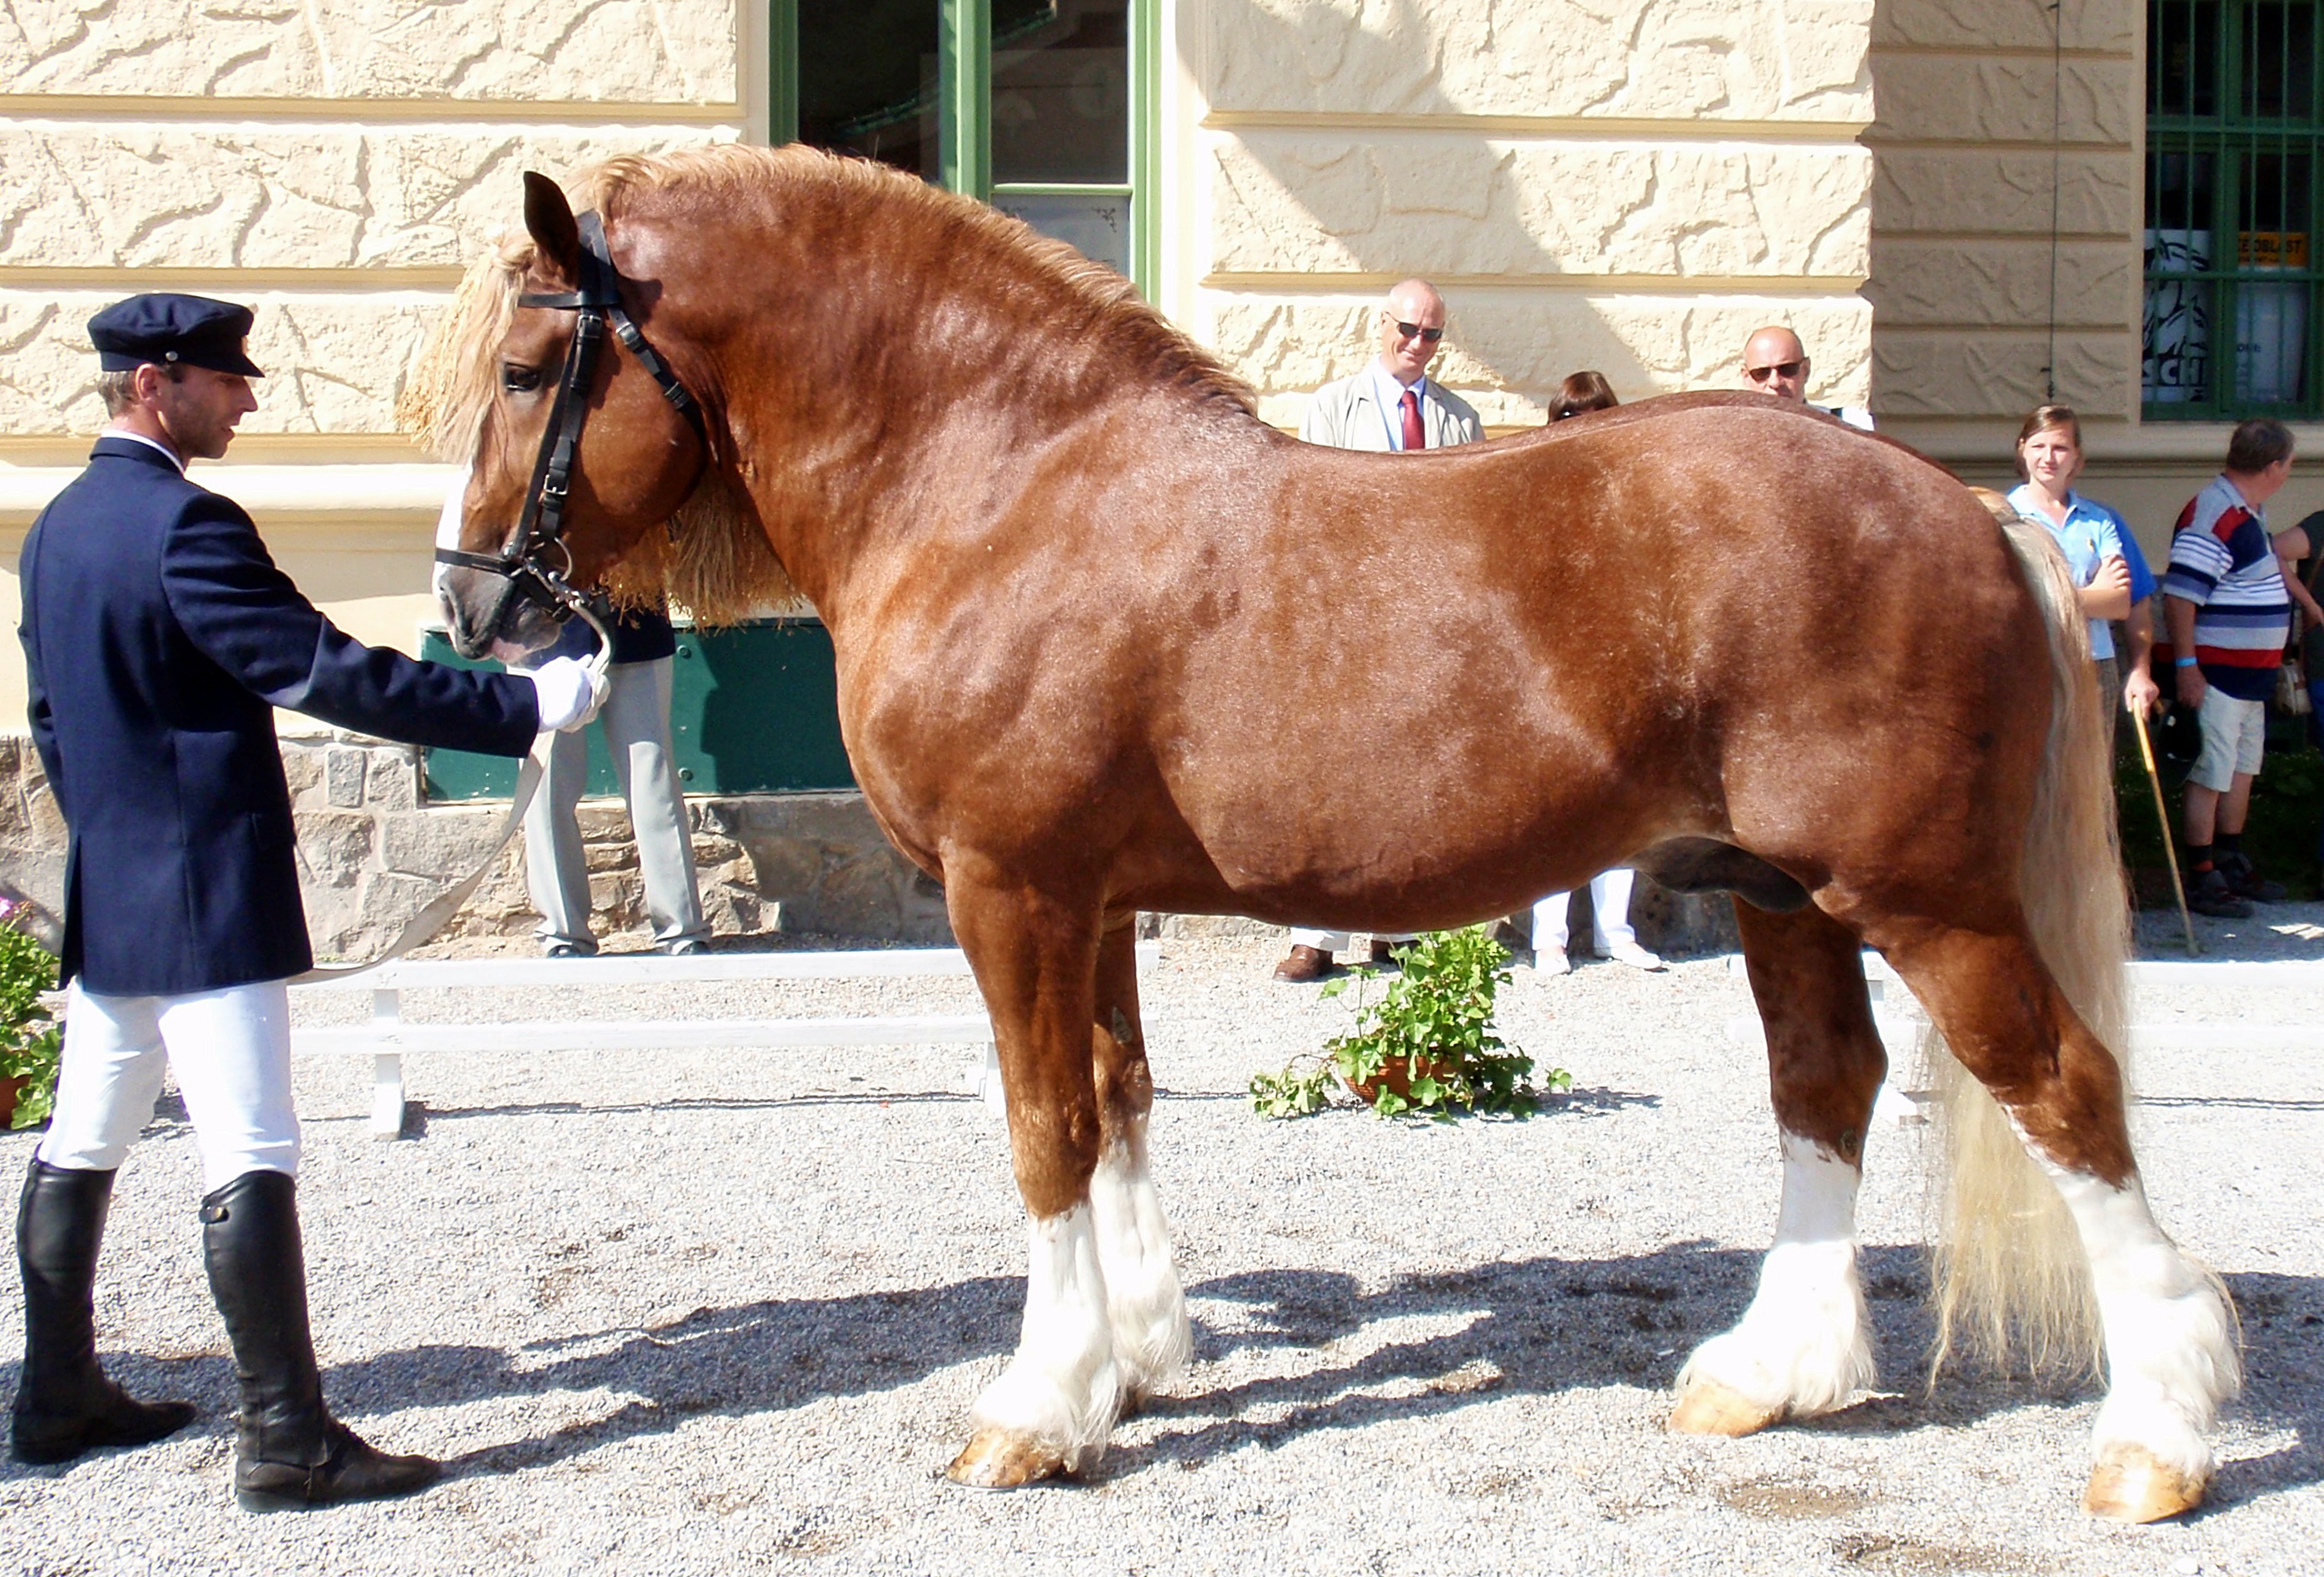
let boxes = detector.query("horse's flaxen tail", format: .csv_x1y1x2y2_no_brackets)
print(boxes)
1922,508,2130,1380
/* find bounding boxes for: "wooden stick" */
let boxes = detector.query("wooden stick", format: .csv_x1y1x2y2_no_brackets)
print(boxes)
2133,708,2201,958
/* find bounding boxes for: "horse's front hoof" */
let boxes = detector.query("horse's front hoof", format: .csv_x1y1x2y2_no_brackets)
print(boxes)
1668,1379,1783,1438
946,1428,1068,1489
2083,1446,2207,1523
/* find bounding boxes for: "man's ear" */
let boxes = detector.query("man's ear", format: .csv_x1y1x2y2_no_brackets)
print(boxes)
524,171,583,284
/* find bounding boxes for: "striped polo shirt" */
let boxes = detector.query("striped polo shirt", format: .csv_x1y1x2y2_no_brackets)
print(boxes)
2161,474,2291,702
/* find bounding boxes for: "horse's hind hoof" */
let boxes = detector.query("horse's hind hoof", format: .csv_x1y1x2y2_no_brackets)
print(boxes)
945,1428,1068,1490
1667,1380,1783,1438
2084,1446,2207,1523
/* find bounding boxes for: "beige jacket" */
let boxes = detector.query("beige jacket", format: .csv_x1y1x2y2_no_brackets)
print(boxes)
1299,368,1483,451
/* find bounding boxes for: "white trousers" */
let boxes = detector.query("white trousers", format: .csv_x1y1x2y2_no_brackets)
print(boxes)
524,656,708,950
1286,929,1417,953
1532,867,1639,953
37,980,298,1191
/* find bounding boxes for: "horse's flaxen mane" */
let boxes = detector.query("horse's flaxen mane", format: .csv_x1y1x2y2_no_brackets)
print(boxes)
399,145,1253,623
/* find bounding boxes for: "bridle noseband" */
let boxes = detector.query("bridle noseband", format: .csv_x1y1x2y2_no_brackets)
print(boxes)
435,209,710,620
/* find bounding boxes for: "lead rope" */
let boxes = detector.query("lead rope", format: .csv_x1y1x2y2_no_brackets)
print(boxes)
289,603,614,984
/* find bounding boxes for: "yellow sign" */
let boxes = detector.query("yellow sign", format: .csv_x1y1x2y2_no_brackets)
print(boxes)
2239,230,2311,269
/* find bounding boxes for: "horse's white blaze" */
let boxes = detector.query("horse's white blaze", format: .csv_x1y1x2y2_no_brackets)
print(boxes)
2042,1167,2240,1482
1678,1132,1874,1416
970,1204,1120,1469
1088,1124,1190,1395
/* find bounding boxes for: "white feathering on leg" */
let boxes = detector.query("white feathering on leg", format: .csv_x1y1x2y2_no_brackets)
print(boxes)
2041,1167,2240,1486
1678,1132,1875,1417
1088,1123,1190,1395
969,1205,1121,1471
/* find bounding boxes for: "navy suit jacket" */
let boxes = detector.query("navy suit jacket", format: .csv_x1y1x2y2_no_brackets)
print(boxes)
19,437,540,993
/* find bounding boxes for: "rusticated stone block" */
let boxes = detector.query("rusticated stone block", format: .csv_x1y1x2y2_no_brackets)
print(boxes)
1867,54,2134,145
1864,237,2136,328
1871,0,2132,52
1206,0,1873,123
324,748,367,808
363,752,418,811
583,840,640,874
1210,137,1871,279
1,0,736,104
1872,149,2139,236
1212,295,1875,420
0,126,734,274
377,804,509,879
293,811,373,889
1873,328,2134,416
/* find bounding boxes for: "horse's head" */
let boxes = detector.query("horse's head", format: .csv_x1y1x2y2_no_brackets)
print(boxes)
437,172,712,659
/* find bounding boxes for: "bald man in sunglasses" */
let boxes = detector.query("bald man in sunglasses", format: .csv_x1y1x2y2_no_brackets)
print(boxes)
1270,278,1483,983
1739,325,1874,431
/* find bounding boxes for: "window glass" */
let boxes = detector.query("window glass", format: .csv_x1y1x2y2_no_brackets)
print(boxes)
992,0,1129,185
798,0,941,180
2241,2,2315,118
2152,2,2223,117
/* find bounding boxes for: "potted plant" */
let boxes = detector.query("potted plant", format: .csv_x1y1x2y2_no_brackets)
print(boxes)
0,898,62,1130
1250,924,1567,1120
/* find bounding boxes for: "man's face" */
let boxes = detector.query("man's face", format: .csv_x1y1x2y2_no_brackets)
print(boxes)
1742,333,1811,402
1376,292,1448,383
146,362,257,461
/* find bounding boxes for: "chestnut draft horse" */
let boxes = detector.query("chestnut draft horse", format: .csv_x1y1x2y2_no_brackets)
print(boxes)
410,146,2238,1521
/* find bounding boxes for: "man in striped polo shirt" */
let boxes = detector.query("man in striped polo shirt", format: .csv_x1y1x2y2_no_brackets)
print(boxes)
2162,419,2297,919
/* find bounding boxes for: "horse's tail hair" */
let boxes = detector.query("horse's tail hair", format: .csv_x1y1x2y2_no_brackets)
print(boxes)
1922,506,2129,1382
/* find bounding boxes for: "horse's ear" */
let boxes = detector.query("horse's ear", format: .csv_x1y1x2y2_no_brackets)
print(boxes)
523,171,582,283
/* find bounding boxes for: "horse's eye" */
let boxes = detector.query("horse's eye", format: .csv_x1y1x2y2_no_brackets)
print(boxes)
501,364,543,395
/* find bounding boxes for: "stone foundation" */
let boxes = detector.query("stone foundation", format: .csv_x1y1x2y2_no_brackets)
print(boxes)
0,733,1738,960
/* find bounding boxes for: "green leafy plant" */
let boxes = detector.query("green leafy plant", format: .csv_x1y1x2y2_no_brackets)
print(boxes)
0,898,63,1131
1251,925,1569,1121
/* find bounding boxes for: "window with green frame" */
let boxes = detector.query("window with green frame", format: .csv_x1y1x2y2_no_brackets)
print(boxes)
764,0,1159,294
2144,0,2323,416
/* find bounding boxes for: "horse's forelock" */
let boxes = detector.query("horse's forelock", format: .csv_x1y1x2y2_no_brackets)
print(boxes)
397,232,534,464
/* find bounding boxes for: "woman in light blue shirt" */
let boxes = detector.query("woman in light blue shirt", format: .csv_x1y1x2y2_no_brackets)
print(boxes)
2007,404,2161,746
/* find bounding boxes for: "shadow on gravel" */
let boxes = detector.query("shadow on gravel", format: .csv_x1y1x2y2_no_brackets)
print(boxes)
306,1276,1021,1480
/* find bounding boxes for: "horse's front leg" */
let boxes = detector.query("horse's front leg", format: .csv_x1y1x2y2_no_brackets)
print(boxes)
945,867,1120,1488
1673,900,1884,1435
1088,910,1190,1407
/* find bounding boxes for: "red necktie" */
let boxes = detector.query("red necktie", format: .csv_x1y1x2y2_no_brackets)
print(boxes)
1400,388,1424,451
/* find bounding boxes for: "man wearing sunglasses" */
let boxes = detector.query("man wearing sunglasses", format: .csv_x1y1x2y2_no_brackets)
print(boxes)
1739,325,1873,431
1271,278,1482,983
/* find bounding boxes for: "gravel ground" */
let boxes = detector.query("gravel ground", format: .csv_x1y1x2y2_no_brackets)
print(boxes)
2,906,2320,1577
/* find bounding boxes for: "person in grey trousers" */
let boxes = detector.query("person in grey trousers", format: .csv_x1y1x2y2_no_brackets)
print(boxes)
522,601,710,957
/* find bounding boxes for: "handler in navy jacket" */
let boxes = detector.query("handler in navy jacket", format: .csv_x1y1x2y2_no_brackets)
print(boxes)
11,294,604,1510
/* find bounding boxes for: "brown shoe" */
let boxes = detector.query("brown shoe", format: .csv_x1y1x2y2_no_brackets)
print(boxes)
1273,944,1340,983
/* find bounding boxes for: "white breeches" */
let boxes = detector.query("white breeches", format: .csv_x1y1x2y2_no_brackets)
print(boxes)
37,979,298,1190
1287,929,1415,951
523,655,707,949
1532,867,1639,953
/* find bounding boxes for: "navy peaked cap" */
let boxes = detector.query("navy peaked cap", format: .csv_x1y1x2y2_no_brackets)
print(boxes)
87,293,265,377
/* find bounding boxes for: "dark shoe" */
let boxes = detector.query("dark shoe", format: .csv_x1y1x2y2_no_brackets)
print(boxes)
2216,852,2286,903
2184,869,2253,920
542,940,595,959
1272,944,1340,983
11,1160,195,1465
202,1171,439,1510
659,938,708,958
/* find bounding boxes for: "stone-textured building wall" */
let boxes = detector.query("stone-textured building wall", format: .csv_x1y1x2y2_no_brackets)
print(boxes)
1863,1,2324,545
1187,0,1878,426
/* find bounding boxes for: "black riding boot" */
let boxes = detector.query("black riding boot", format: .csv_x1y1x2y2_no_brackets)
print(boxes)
200,1170,439,1511
11,1158,197,1463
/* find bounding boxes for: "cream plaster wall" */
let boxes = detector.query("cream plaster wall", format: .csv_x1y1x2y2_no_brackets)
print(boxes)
1183,0,1878,429
0,0,740,723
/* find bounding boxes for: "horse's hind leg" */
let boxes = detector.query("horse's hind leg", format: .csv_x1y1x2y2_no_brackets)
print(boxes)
944,866,1120,1489
1673,901,1884,1435
1885,924,2239,1523
1088,912,1190,1405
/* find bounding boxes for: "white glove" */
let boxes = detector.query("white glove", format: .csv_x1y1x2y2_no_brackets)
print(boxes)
525,657,609,733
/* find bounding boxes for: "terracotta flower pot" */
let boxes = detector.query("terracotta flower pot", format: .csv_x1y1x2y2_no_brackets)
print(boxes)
1341,1051,1455,1104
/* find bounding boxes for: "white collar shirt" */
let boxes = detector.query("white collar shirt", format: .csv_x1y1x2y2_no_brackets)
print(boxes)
1367,363,1431,451
105,429,187,472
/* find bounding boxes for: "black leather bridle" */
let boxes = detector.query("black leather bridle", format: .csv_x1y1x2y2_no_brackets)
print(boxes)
434,209,709,618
